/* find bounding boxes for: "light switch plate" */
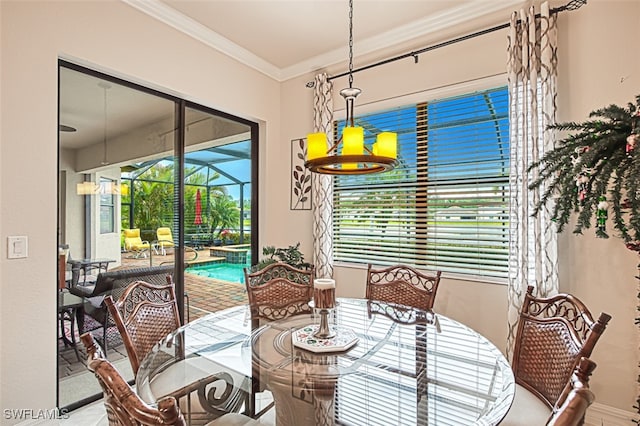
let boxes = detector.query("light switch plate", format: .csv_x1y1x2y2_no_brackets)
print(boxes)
7,236,28,259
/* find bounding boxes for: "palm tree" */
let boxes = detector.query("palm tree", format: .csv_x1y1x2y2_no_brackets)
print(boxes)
208,194,240,241
131,164,174,237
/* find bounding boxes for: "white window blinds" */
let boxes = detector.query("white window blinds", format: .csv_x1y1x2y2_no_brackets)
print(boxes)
333,87,510,279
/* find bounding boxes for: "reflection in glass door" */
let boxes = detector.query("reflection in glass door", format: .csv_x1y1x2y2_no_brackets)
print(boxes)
57,62,257,411
181,106,255,322
58,63,178,410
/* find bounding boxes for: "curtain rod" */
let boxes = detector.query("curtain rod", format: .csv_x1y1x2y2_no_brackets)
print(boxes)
306,0,586,87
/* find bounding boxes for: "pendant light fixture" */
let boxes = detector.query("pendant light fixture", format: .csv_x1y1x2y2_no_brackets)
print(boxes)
305,0,398,175
77,81,114,196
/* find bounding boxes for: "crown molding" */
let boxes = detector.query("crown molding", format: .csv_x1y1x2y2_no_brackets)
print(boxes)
281,0,525,81
122,0,524,83
121,0,283,80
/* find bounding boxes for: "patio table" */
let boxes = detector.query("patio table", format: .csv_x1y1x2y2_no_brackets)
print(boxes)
58,290,85,362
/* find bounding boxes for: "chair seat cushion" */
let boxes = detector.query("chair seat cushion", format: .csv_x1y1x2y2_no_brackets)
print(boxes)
70,275,115,299
69,284,95,298
205,413,261,426
501,384,552,426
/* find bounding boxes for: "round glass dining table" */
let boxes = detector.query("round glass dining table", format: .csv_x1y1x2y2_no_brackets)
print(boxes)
136,298,514,426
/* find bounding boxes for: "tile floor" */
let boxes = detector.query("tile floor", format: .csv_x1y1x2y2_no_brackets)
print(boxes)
19,398,276,425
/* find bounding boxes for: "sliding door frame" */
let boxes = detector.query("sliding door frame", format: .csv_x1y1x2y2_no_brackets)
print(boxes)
57,59,259,409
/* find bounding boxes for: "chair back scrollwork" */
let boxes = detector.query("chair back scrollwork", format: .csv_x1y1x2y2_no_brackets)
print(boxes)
512,286,610,408
244,262,315,323
366,299,438,326
366,264,442,311
105,277,181,375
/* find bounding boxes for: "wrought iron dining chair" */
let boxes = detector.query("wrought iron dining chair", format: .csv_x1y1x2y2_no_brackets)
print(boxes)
104,277,181,376
546,357,597,426
244,262,315,328
80,332,187,426
366,264,442,310
501,286,610,425
243,262,315,418
104,276,245,424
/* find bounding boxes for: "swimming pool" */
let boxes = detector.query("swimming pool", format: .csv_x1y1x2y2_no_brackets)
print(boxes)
187,261,249,283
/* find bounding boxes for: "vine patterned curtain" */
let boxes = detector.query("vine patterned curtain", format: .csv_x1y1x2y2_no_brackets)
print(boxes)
506,2,559,358
312,73,334,279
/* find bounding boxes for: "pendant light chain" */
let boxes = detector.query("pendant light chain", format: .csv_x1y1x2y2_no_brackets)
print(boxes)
98,81,111,166
347,0,354,89
304,0,398,175
103,84,108,165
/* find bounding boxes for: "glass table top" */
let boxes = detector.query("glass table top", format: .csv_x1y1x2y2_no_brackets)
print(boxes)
136,298,514,425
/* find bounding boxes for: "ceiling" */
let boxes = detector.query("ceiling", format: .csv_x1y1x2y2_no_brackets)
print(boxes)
61,0,532,153
124,0,528,81
59,67,175,150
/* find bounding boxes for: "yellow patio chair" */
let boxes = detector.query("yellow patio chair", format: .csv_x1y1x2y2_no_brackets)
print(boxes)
123,228,151,258
156,227,175,255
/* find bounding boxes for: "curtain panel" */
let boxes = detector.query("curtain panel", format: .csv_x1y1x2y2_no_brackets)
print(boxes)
312,73,334,279
506,2,559,358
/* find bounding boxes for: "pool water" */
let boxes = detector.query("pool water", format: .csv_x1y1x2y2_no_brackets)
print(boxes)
187,262,249,283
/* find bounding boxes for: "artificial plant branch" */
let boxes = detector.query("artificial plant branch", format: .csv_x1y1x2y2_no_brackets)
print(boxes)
528,95,640,240
527,95,640,423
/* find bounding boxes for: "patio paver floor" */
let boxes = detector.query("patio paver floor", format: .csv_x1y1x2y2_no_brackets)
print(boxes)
59,248,249,378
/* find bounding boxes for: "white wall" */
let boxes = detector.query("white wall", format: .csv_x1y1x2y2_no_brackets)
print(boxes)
0,0,4,412
555,0,640,414
0,1,279,421
60,148,86,255
94,169,123,266
278,0,639,416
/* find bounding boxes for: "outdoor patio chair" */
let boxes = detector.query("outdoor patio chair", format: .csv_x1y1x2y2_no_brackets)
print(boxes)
501,286,611,426
156,227,175,255
124,228,151,258
80,332,187,426
81,265,175,354
366,264,442,311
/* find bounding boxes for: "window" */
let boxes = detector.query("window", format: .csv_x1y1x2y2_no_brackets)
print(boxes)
99,177,116,234
333,87,510,279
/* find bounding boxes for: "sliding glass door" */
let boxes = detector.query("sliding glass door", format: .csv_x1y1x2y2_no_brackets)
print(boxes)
181,105,255,321
57,61,257,410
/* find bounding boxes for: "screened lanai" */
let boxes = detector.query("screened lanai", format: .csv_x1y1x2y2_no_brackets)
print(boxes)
120,139,252,248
